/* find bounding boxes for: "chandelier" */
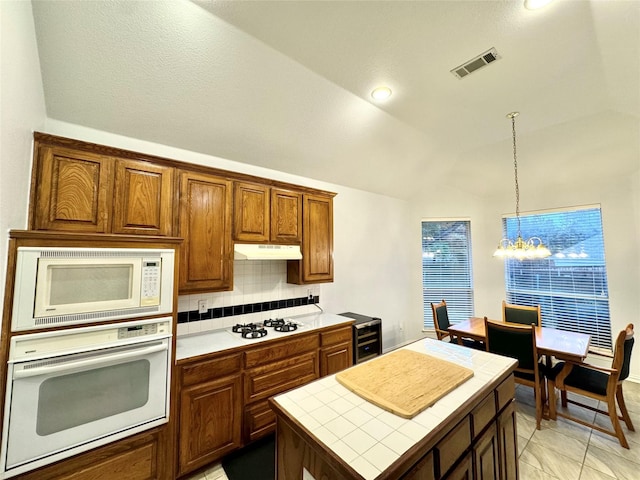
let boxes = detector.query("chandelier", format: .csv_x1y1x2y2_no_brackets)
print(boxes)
493,112,551,260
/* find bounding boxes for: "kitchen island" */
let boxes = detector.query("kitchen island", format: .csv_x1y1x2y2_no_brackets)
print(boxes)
270,338,518,480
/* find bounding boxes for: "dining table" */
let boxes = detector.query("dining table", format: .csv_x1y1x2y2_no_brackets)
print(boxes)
447,316,591,363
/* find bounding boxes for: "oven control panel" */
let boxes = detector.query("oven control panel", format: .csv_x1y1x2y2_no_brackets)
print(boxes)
9,318,172,362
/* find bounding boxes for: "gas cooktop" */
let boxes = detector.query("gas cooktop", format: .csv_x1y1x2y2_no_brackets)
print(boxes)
228,318,305,339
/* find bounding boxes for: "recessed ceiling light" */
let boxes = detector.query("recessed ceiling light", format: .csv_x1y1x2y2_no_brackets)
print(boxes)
524,0,554,10
371,87,392,101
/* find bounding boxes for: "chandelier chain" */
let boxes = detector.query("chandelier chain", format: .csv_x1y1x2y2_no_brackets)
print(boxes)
511,114,522,236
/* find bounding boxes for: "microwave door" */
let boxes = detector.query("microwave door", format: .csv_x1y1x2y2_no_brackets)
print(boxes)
33,258,142,319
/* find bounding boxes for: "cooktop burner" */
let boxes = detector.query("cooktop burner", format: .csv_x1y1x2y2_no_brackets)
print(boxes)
229,318,302,339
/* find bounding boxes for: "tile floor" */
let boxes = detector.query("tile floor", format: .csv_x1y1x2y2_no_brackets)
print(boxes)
184,381,640,480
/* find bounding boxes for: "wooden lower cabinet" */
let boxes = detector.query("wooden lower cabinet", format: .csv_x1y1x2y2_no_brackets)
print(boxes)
16,429,167,480
176,324,352,478
176,352,243,477
178,374,242,476
402,451,435,480
319,325,353,376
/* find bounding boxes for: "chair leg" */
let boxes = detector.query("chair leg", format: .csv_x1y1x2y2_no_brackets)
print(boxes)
616,384,635,432
607,394,629,449
561,389,568,407
534,383,543,429
547,379,557,420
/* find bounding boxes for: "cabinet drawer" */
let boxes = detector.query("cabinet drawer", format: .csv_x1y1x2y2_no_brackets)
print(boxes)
245,352,318,403
495,375,516,412
244,399,277,443
436,416,471,476
320,326,352,346
471,393,496,439
244,333,319,368
180,352,242,386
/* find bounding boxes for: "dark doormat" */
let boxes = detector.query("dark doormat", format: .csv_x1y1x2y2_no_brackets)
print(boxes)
222,434,275,480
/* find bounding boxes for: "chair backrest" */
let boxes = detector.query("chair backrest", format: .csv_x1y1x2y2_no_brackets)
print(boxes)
431,300,450,340
485,317,538,372
502,300,541,327
614,323,635,382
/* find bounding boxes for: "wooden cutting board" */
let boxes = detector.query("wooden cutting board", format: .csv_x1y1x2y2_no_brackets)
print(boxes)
336,349,474,418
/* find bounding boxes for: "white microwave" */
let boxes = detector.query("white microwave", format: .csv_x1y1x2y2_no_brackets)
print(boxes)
11,247,175,331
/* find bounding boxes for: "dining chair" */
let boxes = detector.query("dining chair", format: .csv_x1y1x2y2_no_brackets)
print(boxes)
550,323,635,448
431,300,484,349
484,318,549,429
502,300,541,326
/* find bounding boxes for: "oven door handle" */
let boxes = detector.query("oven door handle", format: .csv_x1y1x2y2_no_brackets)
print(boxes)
12,343,168,379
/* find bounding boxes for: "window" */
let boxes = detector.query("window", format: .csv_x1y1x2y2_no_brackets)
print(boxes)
502,205,612,350
422,220,474,328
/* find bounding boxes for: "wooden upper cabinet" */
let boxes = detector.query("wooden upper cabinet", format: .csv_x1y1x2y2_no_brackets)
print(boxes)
33,145,114,233
271,188,302,244
287,193,334,284
233,182,270,242
112,159,174,236
178,170,233,293
233,184,302,244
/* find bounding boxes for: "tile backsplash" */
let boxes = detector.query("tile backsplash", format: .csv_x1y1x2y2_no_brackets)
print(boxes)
176,260,322,336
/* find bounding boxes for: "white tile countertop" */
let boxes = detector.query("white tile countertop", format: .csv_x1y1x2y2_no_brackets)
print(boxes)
175,312,354,361
271,338,517,480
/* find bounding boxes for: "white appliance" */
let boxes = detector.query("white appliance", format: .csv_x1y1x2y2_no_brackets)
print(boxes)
11,247,175,331
233,243,302,260
0,318,172,478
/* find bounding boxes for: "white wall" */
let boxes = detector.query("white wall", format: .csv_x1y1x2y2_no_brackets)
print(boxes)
0,0,47,314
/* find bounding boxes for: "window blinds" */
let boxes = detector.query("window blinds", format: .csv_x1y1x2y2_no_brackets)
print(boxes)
422,220,474,327
502,206,612,350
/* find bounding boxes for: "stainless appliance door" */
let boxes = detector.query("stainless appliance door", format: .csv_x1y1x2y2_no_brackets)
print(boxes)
3,338,169,472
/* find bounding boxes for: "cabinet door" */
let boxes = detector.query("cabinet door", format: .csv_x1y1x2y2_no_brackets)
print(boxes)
442,452,473,480
287,194,333,284
473,423,499,480
112,159,174,236
270,188,302,243
401,451,435,480
178,375,242,476
33,146,113,233
320,342,352,376
497,401,518,480
233,182,270,242
178,171,232,292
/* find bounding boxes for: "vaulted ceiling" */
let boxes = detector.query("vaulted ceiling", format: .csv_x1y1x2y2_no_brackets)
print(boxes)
31,0,639,199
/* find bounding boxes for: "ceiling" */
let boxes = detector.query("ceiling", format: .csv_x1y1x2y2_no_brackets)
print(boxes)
30,0,639,200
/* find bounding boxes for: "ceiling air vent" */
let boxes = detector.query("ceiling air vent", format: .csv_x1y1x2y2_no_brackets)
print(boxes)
450,48,501,79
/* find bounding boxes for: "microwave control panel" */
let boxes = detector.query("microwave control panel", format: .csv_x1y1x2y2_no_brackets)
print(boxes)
140,259,161,306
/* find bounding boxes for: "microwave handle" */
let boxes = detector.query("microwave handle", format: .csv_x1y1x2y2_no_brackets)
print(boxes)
13,343,168,379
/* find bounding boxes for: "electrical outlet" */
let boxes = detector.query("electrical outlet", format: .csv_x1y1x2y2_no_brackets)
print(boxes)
198,300,207,314
307,289,313,300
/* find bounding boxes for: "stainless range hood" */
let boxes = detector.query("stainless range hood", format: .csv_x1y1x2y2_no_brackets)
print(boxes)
234,244,302,260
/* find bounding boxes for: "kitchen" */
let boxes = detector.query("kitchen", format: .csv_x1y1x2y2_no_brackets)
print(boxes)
1,1,639,479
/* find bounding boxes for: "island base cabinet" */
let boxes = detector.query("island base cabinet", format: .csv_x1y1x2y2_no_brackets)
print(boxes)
272,374,518,480
497,401,518,480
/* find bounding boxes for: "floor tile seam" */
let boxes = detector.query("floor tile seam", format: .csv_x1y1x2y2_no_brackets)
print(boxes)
517,457,561,479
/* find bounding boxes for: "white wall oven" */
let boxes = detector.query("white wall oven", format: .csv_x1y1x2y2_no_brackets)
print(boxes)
0,318,172,478
11,247,175,331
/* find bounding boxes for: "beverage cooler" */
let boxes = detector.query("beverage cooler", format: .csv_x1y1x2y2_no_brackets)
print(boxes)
338,312,382,364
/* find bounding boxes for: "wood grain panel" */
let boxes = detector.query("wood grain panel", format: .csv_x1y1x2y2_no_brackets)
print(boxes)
112,160,173,236
233,182,270,242
178,170,232,292
271,189,302,243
